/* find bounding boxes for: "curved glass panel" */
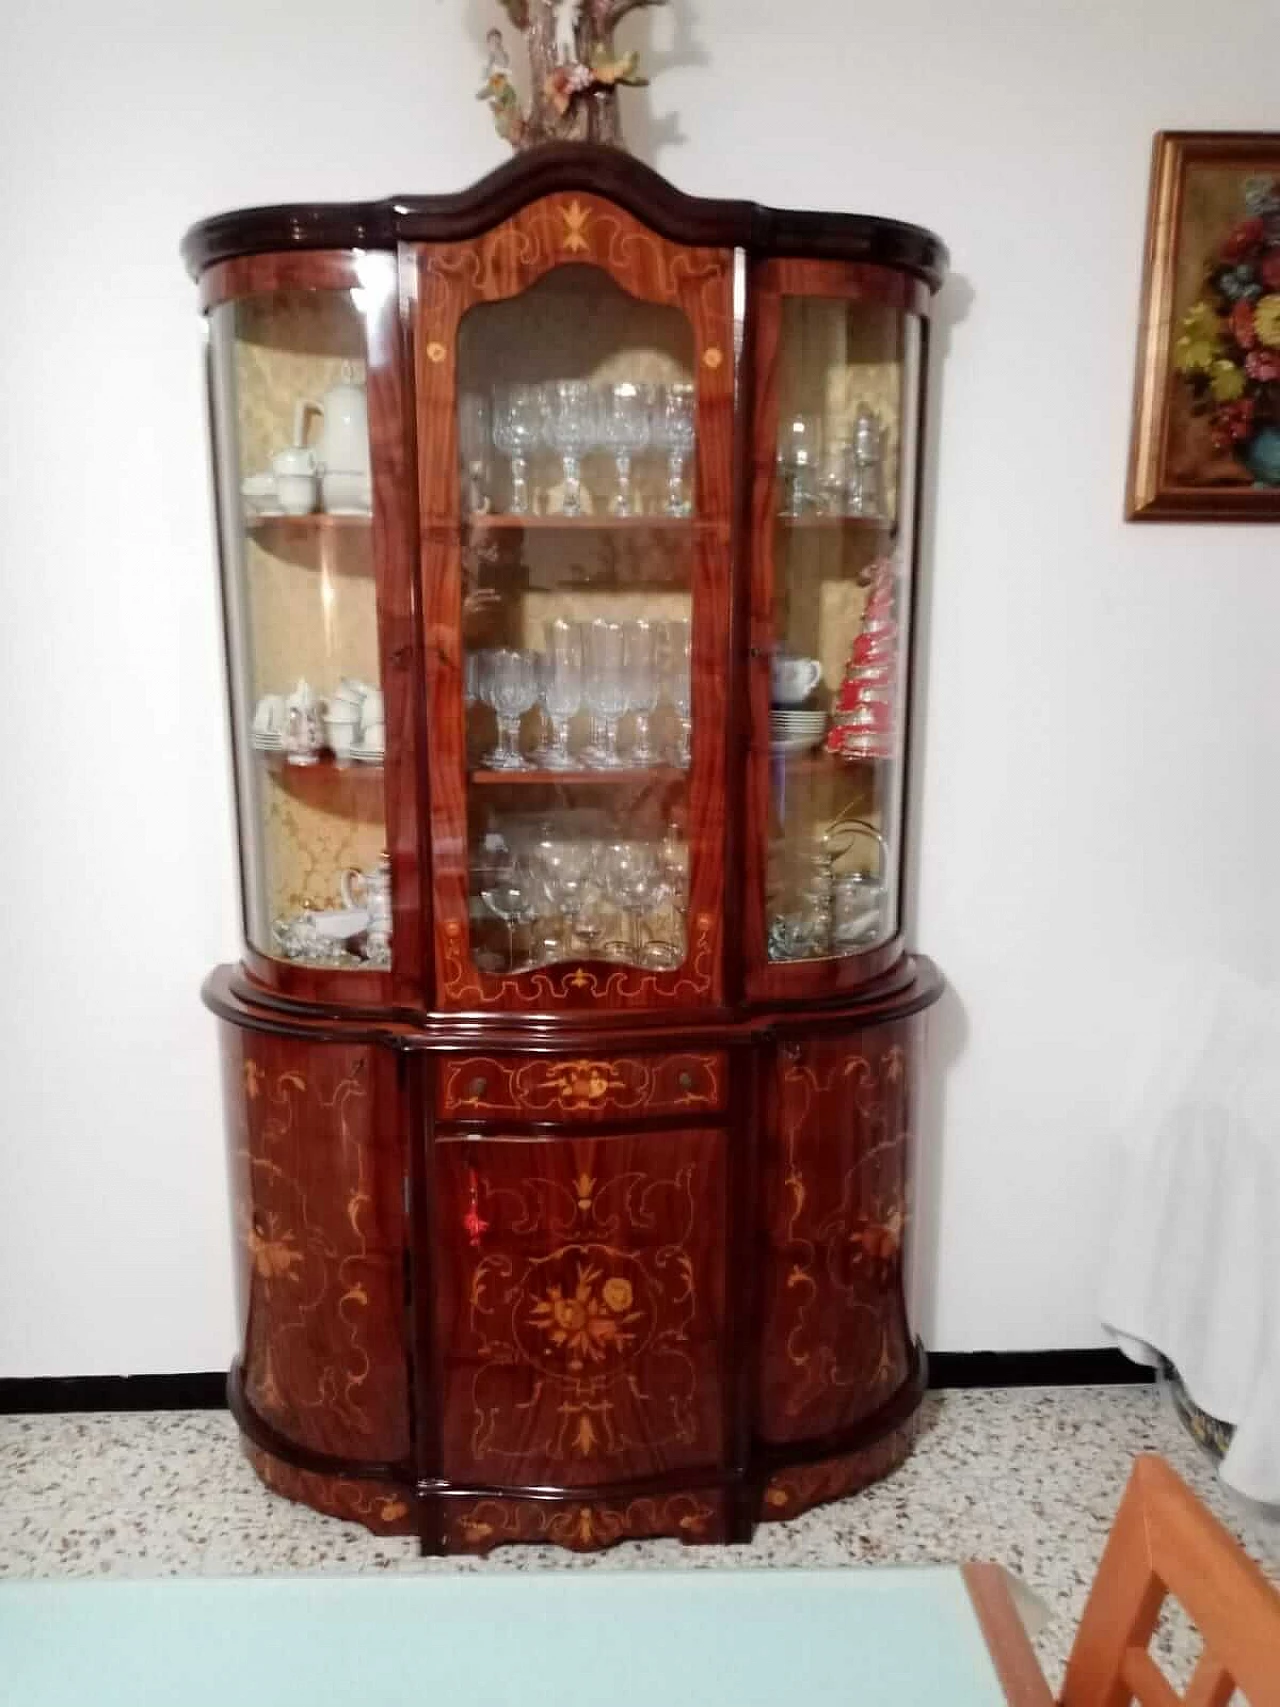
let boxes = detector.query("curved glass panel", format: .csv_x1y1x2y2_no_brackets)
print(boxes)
453,266,701,979
208,287,392,969
765,297,922,964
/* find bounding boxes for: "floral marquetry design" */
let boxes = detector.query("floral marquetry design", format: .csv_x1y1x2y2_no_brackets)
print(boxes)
757,1025,919,1445
758,1422,916,1524
437,1050,725,1121
220,1026,411,1466
444,1490,725,1555
436,1129,728,1486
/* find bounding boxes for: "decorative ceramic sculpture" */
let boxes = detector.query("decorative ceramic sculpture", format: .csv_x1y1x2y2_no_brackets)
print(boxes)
479,0,666,151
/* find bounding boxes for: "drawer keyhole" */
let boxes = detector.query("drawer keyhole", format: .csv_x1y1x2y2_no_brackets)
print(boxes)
467,1075,489,1098
678,1071,694,1091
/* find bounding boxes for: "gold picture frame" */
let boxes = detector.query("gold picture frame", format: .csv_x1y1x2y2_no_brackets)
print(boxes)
1128,131,1280,521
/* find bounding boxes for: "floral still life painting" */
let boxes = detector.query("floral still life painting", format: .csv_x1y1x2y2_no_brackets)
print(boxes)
1128,132,1280,519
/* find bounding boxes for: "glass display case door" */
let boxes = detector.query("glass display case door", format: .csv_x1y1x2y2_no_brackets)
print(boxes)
412,196,735,1013
204,250,421,1008
744,260,929,1002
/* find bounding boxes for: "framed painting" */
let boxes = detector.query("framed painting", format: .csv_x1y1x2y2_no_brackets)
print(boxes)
1128,131,1280,521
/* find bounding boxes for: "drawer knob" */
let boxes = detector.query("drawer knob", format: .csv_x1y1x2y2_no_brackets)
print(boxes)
467,1075,489,1098
678,1070,694,1091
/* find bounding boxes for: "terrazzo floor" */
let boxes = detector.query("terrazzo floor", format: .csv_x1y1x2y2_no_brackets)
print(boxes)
2,1384,1276,1689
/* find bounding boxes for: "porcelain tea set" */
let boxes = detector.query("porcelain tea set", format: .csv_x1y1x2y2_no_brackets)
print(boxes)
241,364,372,519
252,678,386,766
770,652,827,754
272,853,392,967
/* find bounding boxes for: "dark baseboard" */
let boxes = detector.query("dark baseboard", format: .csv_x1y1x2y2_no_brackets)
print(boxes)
0,1373,228,1415
928,1348,1154,1389
0,1350,1152,1416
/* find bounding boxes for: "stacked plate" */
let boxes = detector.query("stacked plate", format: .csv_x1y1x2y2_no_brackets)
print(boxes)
770,708,827,754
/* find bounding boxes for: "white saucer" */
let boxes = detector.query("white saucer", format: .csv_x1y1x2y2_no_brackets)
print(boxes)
770,735,824,755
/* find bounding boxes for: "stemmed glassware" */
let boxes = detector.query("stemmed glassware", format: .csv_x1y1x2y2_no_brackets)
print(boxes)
483,648,537,770
777,414,821,517
656,618,692,767
492,384,543,516
621,618,659,766
654,382,696,517
537,838,595,957
602,842,670,963
541,618,584,770
598,381,649,516
583,618,627,768
481,864,539,971
458,392,491,515
542,380,599,517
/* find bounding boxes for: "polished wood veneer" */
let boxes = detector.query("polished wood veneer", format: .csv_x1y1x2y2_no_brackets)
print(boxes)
190,144,947,1554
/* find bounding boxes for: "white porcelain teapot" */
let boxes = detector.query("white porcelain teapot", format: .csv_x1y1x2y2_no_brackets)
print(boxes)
294,362,370,476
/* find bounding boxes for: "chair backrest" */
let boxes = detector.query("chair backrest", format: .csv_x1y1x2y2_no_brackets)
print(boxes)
1061,1454,1280,1707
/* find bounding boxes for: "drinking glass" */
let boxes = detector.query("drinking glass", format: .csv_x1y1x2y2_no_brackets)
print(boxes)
602,842,667,963
483,648,537,770
598,381,650,517
583,618,628,768
542,379,599,517
621,618,659,766
777,414,821,516
481,866,539,971
492,383,543,515
654,382,696,517
542,618,584,769
656,617,692,767
458,391,491,515
537,839,595,957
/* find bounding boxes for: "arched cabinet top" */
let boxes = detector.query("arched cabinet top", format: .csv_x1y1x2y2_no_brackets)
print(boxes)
180,144,949,292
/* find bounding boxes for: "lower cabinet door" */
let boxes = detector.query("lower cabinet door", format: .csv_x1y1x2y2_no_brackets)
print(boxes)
757,1023,918,1444
434,1128,728,1488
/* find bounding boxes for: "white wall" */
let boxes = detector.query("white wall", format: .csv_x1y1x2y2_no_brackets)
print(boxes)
1,0,1276,1376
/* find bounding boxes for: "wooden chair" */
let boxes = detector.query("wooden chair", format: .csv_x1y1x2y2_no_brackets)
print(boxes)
1060,1453,1280,1707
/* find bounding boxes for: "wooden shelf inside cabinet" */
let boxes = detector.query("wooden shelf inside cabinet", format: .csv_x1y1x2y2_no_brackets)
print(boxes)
465,513,701,533
775,515,893,533
246,513,372,536
469,765,687,787
768,748,888,776
245,512,375,574
258,751,385,816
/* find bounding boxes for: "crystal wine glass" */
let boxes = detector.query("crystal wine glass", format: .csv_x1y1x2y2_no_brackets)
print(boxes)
542,618,584,770
602,841,666,964
583,618,628,769
483,648,537,770
598,381,649,517
537,839,595,957
777,414,821,517
458,391,491,515
492,383,543,516
656,617,692,767
654,382,696,517
542,379,599,518
481,865,539,971
621,618,659,766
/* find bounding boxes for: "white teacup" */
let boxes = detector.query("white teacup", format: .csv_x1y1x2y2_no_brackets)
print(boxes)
321,470,372,515
359,721,386,752
359,688,385,726
332,678,366,711
272,447,318,516
771,654,823,707
324,718,358,764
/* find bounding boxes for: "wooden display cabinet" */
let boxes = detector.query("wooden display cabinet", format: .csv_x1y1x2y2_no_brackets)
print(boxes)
186,146,947,1554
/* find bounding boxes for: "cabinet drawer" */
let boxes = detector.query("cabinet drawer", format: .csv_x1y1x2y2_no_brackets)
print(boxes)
436,1050,727,1123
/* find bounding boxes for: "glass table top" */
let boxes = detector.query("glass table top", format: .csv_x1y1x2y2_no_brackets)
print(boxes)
0,1565,1016,1707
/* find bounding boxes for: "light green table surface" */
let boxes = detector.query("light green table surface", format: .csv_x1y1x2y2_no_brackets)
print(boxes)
0,1566,1009,1706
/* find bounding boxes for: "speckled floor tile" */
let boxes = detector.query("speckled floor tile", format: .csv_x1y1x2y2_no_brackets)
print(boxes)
1,1386,1275,1690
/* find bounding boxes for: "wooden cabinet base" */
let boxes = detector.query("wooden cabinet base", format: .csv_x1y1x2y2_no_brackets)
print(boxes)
209,955,941,1557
